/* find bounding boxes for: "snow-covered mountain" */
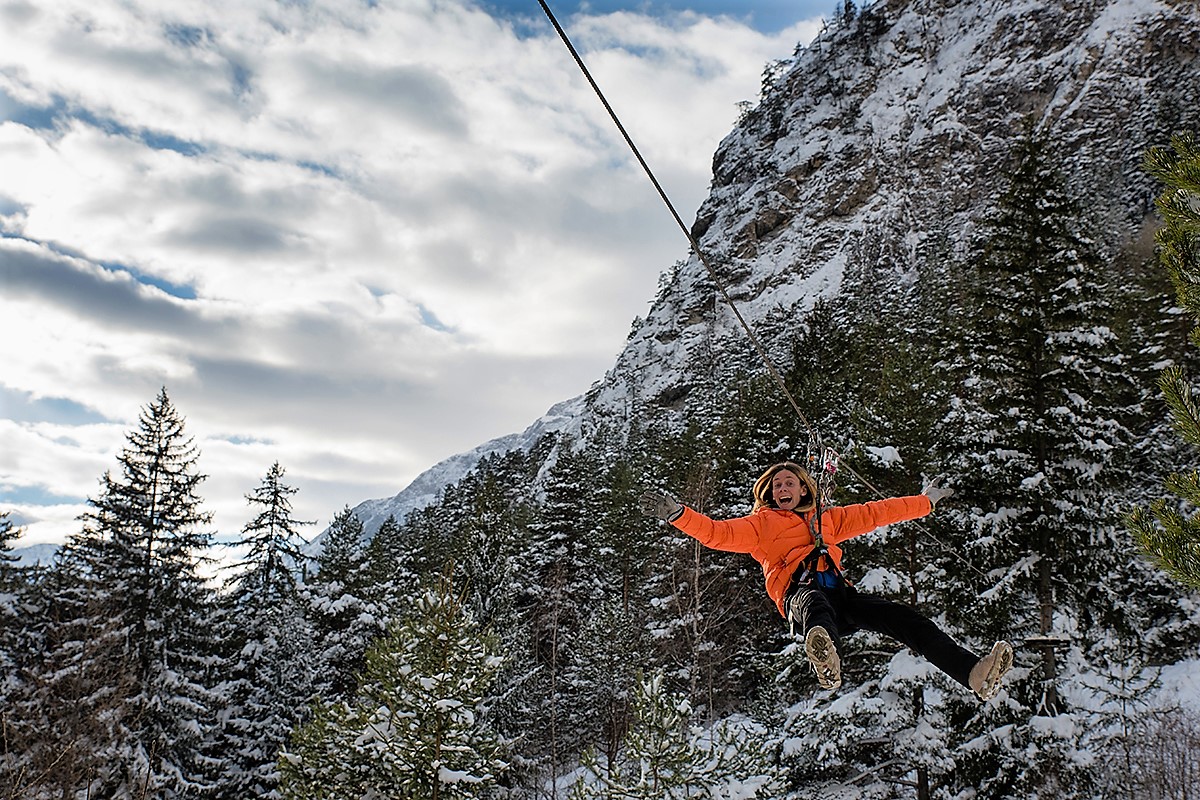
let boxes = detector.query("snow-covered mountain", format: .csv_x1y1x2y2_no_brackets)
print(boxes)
593,0,1197,426
10,542,59,567
311,394,586,544
332,0,1198,540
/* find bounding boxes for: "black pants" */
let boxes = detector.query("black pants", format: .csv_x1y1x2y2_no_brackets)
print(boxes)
785,580,979,688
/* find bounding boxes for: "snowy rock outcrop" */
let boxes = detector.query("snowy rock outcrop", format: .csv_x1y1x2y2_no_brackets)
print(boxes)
590,0,1198,429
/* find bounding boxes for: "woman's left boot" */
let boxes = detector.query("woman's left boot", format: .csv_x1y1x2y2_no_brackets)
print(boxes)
969,641,1014,700
805,625,842,691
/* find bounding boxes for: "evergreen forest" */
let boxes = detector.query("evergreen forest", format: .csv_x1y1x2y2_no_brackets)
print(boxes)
2,133,1199,799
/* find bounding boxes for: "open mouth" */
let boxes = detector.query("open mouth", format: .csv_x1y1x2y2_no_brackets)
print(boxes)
781,490,810,507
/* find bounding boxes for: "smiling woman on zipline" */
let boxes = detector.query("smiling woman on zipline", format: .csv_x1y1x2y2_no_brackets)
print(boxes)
641,461,1013,700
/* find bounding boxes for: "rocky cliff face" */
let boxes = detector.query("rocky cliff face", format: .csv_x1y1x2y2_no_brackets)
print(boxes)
344,0,1199,536
588,0,1198,431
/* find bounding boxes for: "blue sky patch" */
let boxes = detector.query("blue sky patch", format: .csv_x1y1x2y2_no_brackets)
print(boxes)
164,23,212,49
0,90,65,130
223,434,277,446
0,484,86,507
0,90,207,157
0,386,110,426
296,159,342,180
417,303,454,333
140,129,206,157
98,261,198,300
485,0,831,35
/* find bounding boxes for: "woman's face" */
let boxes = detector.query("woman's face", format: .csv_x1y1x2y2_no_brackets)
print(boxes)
771,469,808,511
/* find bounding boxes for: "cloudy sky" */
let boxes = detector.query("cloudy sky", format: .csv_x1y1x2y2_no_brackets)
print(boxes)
0,0,827,553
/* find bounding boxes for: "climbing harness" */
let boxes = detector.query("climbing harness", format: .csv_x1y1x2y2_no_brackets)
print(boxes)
537,0,990,582
802,439,841,582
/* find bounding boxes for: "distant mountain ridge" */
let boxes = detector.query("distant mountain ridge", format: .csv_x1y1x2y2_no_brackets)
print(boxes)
10,542,58,567
330,0,1199,542
311,395,586,544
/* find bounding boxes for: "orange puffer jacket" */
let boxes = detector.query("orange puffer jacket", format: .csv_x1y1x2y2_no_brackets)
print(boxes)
671,495,933,618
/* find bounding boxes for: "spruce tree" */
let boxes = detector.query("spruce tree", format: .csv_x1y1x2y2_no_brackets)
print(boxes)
1129,132,1200,588
568,671,778,799
7,544,113,796
0,512,30,791
937,127,1133,797
590,435,658,616
562,600,650,772
43,388,218,797
438,452,553,795
363,513,407,595
453,452,536,632
210,462,316,800
232,461,311,599
0,511,17,578
639,408,780,724
519,436,603,785
305,507,379,701
0,512,21,653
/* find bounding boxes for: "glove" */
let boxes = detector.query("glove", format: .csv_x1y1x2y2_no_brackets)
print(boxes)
639,489,684,523
922,479,954,508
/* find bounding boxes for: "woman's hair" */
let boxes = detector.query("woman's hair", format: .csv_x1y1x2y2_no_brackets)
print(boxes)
752,461,819,512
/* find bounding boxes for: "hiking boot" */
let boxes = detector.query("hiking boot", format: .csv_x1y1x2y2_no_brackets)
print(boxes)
969,641,1014,701
805,625,842,691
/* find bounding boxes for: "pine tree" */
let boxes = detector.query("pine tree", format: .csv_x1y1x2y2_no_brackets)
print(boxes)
0,511,17,579
314,506,368,588
363,513,407,594
6,545,112,796
559,440,660,770
776,649,957,795
454,453,536,632
436,453,549,795
935,126,1135,797
562,600,650,772
279,575,508,799
210,462,316,800
519,436,603,786
0,512,21,652
232,461,311,600
0,512,31,792
1129,132,1200,588
645,418,780,723
305,507,379,701
590,436,658,617
39,388,218,797
568,670,778,799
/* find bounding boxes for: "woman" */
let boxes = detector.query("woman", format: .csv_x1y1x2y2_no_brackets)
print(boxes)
640,461,1012,700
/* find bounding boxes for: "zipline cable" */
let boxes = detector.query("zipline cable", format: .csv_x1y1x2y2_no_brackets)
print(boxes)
536,0,814,435
537,0,989,580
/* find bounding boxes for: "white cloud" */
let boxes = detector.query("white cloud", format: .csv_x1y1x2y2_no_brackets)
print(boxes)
0,0,822,548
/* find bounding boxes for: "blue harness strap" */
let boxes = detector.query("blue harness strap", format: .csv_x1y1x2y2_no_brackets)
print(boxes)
804,505,843,587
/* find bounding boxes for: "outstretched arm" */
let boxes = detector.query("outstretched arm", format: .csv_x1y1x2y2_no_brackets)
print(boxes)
640,489,760,554
824,494,933,545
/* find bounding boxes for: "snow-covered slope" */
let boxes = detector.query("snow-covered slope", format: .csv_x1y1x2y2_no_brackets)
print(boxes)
332,0,1198,542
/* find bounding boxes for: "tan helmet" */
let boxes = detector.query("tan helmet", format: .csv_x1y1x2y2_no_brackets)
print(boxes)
752,461,819,512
